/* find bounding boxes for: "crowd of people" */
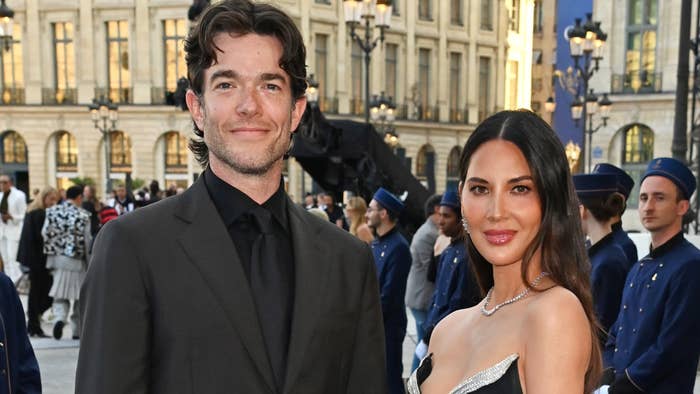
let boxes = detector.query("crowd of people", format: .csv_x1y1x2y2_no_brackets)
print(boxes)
1,0,699,393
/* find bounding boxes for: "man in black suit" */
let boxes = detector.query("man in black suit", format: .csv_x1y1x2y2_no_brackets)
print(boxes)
75,1,387,393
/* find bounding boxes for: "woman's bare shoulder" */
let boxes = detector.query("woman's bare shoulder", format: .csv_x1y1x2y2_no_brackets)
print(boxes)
429,306,480,349
525,286,588,331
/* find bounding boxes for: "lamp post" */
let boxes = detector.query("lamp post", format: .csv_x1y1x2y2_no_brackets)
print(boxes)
89,96,118,195
563,13,610,173
0,0,14,52
305,74,320,108
343,0,392,124
570,89,612,172
370,91,398,147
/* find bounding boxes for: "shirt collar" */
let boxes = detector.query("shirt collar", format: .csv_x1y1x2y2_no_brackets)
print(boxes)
611,220,623,232
649,231,685,258
203,167,289,232
376,224,399,241
587,232,616,257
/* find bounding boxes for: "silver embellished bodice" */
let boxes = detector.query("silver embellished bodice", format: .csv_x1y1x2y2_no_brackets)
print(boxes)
407,354,520,394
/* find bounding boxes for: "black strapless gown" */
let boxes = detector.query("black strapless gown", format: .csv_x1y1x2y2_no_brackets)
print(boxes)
406,353,523,394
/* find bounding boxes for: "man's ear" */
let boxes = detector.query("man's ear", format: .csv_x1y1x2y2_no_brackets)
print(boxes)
289,96,307,134
186,90,205,131
677,199,690,217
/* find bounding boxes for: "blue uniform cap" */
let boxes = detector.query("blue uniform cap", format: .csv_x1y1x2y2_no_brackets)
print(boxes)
573,174,620,198
372,187,405,215
642,157,696,200
593,163,635,199
439,191,460,211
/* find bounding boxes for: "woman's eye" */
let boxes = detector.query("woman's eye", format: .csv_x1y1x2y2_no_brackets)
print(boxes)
513,185,530,194
470,185,487,194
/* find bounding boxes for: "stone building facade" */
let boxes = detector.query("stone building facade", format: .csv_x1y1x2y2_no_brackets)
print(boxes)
0,0,532,202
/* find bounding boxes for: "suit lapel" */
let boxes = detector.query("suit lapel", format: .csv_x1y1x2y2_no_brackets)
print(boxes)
283,202,330,392
175,179,276,393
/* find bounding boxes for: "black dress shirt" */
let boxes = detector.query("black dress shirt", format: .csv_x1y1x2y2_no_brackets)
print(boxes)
203,168,295,391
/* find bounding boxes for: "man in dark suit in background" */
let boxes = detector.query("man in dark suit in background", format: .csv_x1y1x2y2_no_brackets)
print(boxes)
75,1,387,393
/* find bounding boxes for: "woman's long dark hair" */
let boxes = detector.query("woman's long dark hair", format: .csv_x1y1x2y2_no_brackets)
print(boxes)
459,110,601,392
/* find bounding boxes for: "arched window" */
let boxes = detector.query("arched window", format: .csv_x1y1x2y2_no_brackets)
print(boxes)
1,131,27,164
165,131,188,172
56,131,78,171
109,131,132,171
621,123,654,207
446,146,461,191
416,144,436,193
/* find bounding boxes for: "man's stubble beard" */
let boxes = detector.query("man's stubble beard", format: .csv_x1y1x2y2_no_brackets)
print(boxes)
202,110,292,177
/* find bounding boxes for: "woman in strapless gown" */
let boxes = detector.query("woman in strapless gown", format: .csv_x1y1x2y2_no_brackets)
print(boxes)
408,110,602,393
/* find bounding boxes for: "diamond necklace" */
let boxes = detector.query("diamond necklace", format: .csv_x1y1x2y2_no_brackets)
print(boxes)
480,271,550,317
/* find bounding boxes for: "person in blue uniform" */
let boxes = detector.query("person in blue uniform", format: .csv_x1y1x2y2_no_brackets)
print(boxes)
0,272,41,394
573,173,630,346
421,191,480,345
603,157,700,394
592,163,638,267
366,187,411,394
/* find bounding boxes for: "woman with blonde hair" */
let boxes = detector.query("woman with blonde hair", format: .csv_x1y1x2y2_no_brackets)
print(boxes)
17,186,60,337
345,196,374,243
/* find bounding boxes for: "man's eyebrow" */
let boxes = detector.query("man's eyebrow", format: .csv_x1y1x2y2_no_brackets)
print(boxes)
260,72,288,84
209,69,237,83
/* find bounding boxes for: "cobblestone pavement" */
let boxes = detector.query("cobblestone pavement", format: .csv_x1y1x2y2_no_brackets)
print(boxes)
26,303,700,393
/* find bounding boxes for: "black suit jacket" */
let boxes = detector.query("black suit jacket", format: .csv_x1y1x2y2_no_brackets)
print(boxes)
76,177,388,393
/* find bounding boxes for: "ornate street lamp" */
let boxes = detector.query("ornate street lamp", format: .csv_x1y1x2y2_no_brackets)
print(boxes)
343,0,392,124
0,0,15,52
370,91,398,147
89,97,118,194
305,74,320,107
561,12,610,172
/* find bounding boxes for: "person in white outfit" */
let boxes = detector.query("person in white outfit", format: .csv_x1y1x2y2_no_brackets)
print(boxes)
0,174,27,283
42,185,92,340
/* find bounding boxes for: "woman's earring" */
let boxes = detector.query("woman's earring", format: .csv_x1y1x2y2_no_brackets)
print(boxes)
461,218,470,233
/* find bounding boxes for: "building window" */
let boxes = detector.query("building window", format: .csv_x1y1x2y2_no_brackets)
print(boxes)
315,0,331,3
534,0,544,33
451,0,463,25
385,44,398,103
315,34,329,110
419,0,432,20
481,0,493,30
509,0,520,31
625,0,657,92
106,21,131,103
416,144,436,193
109,131,132,170
53,22,76,104
478,57,491,121
165,131,188,173
56,131,78,171
446,146,461,191
1,131,27,164
392,0,400,15
0,23,23,104
418,48,431,118
621,123,654,208
449,53,462,122
163,19,187,103
506,60,519,109
351,41,364,115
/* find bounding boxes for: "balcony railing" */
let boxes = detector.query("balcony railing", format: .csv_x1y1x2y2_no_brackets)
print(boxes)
449,108,469,124
42,88,77,105
415,104,440,121
318,96,338,114
0,88,25,105
349,97,365,116
95,87,133,104
611,72,662,94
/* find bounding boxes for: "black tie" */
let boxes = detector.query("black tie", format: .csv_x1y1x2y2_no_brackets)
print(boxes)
249,207,290,392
